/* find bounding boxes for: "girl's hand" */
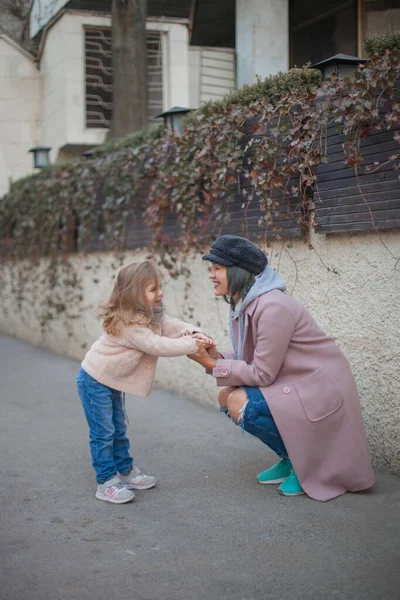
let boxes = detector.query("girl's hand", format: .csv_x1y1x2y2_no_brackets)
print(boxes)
186,332,214,347
190,334,221,359
195,339,208,351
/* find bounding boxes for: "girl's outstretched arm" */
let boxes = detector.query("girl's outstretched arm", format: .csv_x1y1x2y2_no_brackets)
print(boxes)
122,324,204,358
161,314,202,338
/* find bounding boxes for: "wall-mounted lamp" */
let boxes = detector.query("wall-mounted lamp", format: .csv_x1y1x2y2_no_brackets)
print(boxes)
82,148,99,159
156,106,192,134
29,146,51,169
312,53,368,79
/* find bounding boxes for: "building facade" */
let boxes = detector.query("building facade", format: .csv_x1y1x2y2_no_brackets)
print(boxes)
0,1,235,195
190,0,400,85
1,0,399,195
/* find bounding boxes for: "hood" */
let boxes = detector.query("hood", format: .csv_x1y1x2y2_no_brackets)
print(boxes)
232,265,286,320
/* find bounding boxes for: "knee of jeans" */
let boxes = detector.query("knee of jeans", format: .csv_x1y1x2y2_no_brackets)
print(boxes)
226,389,247,422
227,401,248,431
218,387,235,410
242,395,267,423
229,401,248,437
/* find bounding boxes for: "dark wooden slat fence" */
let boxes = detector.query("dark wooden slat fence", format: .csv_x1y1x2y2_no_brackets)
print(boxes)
87,84,400,250
314,84,400,234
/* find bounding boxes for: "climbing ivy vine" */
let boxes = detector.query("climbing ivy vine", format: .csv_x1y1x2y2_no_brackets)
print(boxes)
0,49,399,337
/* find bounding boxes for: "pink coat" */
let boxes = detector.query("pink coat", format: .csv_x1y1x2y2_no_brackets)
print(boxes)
212,290,375,501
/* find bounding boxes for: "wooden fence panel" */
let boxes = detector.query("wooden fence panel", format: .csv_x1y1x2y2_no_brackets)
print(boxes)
315,85,400,234
232,115,305,240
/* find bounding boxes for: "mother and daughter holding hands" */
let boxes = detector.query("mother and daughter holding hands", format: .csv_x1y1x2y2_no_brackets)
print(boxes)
77,235,374,504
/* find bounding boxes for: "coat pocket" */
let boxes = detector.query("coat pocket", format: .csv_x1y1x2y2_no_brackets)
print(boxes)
294,367,343,422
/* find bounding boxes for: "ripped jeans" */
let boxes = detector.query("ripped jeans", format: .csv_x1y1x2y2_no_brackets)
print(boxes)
222,386,288,458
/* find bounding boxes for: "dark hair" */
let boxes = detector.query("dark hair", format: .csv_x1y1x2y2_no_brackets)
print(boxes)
224,265,255,310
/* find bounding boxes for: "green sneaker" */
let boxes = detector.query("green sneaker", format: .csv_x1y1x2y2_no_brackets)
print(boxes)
278,470,305,496
257,457,292,485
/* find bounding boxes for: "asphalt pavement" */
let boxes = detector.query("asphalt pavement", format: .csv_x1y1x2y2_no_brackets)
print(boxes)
1,333,400,600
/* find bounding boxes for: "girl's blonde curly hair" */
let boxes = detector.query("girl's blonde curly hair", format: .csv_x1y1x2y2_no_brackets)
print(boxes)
99,260,162,336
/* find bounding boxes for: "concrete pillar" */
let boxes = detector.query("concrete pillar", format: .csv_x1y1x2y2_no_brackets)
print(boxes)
236,0,289,87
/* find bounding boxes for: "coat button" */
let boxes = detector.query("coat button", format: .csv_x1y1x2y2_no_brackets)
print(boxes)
221,368,229,377
283,386,291,394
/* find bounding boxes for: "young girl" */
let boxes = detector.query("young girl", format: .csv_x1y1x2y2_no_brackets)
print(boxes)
76,260,210,504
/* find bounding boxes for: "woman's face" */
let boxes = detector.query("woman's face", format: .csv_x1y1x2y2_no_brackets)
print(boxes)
208,263,229,296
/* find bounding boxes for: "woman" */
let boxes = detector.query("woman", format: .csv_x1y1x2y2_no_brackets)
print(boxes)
189,235,374,502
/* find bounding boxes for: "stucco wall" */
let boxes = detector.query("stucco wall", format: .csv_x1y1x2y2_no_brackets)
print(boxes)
0,229,399,474
0,35,41,197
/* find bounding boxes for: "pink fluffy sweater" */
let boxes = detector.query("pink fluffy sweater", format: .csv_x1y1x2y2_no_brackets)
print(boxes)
81,314,200,396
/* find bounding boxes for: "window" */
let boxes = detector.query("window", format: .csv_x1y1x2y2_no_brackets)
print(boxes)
289,0,358,67
366,0,400,36
85,27,163,128
85,28,112,128
147,32,164,122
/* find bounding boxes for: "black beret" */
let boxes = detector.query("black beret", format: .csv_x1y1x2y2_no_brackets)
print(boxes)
202,235,268,275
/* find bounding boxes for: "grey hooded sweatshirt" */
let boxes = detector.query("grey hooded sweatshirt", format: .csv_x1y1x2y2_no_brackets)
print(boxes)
229,265,286,360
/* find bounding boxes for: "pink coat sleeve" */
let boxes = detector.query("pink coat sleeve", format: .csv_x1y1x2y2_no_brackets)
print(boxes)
212,301,295,387
205,351,235,374
161,314,202,338
220,351,236,360
122,324,199,357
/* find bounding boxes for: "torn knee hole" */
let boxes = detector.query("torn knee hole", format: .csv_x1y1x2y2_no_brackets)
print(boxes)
231,400,248,425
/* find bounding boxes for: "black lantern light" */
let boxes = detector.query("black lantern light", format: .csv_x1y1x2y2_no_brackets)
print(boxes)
312,54,368,80
29,146,51,169
156,106,192,134
82,148,98,159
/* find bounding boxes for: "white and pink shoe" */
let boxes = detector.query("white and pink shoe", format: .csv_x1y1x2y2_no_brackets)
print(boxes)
118,465,157,490
96,476,135,504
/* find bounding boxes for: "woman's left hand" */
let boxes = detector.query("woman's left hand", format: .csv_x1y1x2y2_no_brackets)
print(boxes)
188,344,217,370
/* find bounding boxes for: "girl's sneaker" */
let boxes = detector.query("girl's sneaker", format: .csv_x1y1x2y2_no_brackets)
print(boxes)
278,470,305,496
257,457,292,484
96,476,135,504
118,465,157,490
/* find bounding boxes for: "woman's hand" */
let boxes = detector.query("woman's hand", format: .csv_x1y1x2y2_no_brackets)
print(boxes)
188,342,217,370
207,345,222,360
186,333,223,358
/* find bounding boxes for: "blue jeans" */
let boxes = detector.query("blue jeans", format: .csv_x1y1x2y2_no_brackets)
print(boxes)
76,367,133,484
223,387,288,458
